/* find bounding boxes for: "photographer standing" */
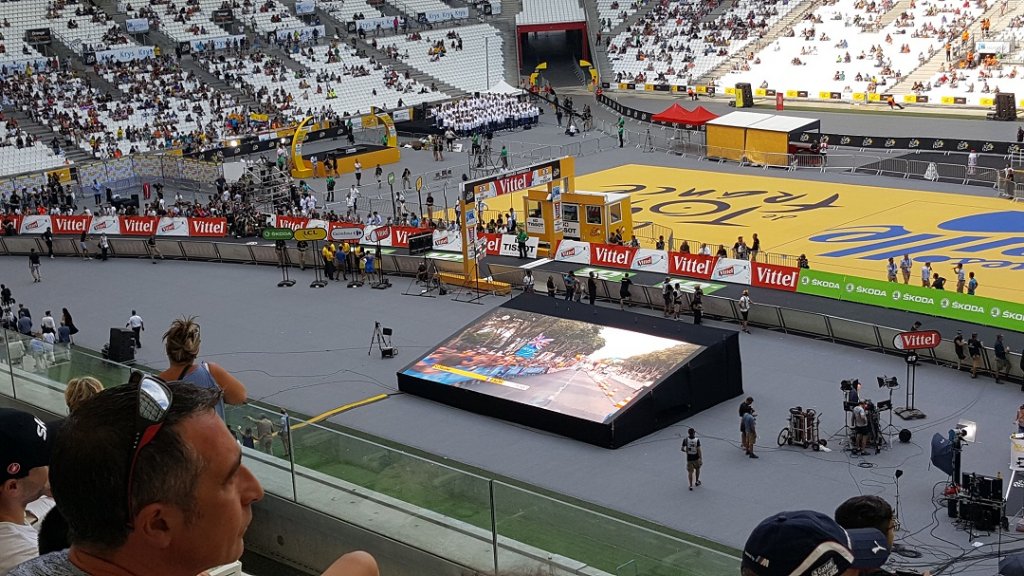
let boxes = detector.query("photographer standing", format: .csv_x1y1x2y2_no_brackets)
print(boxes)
852,400,870,456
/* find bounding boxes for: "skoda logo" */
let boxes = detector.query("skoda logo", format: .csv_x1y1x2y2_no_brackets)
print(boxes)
941,298,950,309
991,307,1001,317
892,290,901,301
801,276,810,285
845,283,855,292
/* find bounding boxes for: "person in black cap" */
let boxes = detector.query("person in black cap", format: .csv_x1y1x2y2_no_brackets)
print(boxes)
742,510,890,576
0,408,53,575
1000,552,1024,576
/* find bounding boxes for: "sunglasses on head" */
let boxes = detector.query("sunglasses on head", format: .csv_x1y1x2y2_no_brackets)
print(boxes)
126,374,173,521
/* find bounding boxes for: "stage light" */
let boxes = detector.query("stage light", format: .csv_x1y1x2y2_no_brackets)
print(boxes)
382,327,393,336
876,399,892,411
895,469,903,479
956,420,977,442
876,376,898,388
229,139,239,147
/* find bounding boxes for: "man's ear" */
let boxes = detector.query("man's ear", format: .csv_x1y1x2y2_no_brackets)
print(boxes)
132,503,178,549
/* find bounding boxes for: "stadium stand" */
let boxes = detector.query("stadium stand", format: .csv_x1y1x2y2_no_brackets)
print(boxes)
516,0,587,26
241,0,310,36
126,0,233,44
610,0,805,86
319,0,387,24
719,0,984,98
595,0,647,32
0,1,50,69
386,24,505,92
46,1,134,53
0,120,67,175
208,42,447,117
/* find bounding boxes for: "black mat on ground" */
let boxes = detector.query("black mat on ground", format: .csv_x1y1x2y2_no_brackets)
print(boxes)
396,293,743,448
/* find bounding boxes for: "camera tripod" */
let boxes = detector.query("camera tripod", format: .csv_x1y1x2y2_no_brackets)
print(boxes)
368,321,396,358
403,258,444,297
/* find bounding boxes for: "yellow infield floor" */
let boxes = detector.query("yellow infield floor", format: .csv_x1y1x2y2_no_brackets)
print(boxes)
564,165,1023,304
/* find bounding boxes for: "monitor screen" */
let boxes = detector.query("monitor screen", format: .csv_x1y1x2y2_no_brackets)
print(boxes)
402,309,704,423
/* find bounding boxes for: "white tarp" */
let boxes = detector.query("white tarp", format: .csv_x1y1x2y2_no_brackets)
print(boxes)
485,80,524,95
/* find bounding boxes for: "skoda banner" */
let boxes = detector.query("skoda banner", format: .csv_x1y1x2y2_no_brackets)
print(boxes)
798,269,1024,331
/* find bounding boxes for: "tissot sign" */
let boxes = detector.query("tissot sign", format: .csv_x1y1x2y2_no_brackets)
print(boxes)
893,330,941,350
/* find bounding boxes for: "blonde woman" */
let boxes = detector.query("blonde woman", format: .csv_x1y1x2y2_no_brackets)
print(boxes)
157,316,247,419
64,376,103,414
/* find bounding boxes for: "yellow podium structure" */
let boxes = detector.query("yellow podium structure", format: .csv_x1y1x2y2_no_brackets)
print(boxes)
525,188,632,249
705,111,820,166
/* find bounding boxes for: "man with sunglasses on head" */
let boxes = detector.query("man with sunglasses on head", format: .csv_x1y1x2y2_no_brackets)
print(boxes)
10,379,379,576
0,409,53,575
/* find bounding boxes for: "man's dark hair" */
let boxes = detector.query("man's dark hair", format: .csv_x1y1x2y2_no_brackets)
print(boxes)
50,381,222,550
834,495,893,535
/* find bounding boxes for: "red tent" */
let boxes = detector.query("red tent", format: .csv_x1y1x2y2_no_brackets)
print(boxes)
651,103,719,126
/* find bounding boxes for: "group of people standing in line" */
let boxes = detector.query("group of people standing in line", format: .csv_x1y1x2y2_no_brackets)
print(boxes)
886,255,979,294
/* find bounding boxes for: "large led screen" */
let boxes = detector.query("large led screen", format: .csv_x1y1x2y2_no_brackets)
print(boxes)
401,309,704,423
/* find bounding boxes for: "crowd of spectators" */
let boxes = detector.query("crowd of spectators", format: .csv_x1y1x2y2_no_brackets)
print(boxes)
608,0,795,85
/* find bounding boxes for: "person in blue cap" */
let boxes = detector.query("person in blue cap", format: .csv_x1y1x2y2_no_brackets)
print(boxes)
742,510,890,576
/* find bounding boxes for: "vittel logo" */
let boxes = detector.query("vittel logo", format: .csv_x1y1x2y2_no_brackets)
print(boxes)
434,235,450,245
123,219,154,233
594,246,630,265
190,220,225,235
673,256,710,275
560,247,579,257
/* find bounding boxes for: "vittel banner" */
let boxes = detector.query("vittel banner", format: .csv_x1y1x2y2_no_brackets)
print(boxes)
119,216,159,236
590,243,636,269
554,240,591,264
751,262,800,292
89,215,121,235
630,249,668,274
711,258,752,285
668,253,716,280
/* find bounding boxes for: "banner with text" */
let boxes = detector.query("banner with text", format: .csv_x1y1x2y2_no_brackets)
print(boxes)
796,269,1024,332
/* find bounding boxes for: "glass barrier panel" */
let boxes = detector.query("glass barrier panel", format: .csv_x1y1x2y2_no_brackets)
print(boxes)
225,404,299,497
287,419,497,573
828,318,881,348
492,482,739,576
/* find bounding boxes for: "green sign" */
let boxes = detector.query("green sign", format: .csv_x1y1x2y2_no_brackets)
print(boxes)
797,269,1024,331
426,251,463,262
795,269,844,299
388,172,395,185
261,228,294,241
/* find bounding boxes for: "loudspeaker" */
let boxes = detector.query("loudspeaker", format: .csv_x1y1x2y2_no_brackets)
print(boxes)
408,231,433,255
108,328,135,363
995,92,1011,119
735,83,754,108
381,347,396,358
995,92,1017,121
899,429,912,443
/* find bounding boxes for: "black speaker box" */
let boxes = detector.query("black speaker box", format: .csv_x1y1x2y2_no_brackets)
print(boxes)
735,82,754,108
995,92,1017,121
108,328,135,363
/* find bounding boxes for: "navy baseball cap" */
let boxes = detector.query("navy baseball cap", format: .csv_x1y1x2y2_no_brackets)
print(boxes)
999,553,1024,576
0,408,53,482
743,510,890,576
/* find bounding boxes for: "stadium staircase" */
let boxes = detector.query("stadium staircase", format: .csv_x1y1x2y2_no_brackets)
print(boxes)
702,0,822,85
8,110,95,165
490,0,523,83
315,9,467,96
888,1,1014,96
